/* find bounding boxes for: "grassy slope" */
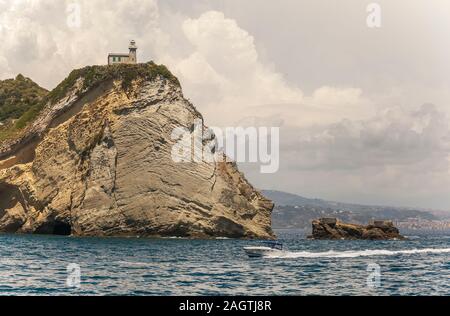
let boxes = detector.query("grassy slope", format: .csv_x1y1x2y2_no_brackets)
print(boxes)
0,75,48,141
0,62,179,144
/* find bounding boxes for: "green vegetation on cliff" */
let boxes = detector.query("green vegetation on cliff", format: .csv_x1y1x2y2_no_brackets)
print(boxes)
47,61,180,105
0,74,47,123
0,62,179,143
0,74,48,141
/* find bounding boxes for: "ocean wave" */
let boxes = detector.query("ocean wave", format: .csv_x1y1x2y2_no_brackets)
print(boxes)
116,261,152,267
267,248,450,259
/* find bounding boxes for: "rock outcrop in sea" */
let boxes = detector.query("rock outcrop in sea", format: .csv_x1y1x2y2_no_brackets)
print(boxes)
0,62,274,239
308,218,405,240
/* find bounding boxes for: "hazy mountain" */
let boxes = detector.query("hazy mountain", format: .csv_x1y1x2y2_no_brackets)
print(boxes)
263,190,441,230
262,190,335,208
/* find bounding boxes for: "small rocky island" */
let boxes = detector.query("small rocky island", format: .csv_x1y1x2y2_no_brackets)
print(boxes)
308,218,406,240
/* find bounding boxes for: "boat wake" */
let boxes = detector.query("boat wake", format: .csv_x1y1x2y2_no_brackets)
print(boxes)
266,248,450,259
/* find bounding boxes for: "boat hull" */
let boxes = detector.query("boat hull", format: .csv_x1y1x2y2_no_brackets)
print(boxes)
244,246,283,258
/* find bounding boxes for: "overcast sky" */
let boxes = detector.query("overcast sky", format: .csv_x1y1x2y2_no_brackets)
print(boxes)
1,0,450,209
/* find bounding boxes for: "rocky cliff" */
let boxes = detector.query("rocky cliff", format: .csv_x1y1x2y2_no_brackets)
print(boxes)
0,62,274,239
308,218,405,240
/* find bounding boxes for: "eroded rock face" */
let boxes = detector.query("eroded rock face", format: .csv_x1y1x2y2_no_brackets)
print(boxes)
308,218,405,240
0,67,274,239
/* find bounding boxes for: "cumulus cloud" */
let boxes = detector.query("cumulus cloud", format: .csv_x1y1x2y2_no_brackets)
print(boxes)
171,11,376,130
0,0,164,88
172,11,304,127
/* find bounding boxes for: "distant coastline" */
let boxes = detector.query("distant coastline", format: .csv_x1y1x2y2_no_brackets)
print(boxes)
265,190,450,232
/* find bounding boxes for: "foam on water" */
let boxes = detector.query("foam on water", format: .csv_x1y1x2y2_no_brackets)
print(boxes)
267,248,450,259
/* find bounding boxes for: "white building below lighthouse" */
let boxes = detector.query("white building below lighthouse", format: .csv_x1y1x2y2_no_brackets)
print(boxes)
108,40,137,65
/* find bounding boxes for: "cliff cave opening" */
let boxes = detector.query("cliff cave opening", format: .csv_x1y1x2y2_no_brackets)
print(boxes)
52,221,72,236
35,220,72,236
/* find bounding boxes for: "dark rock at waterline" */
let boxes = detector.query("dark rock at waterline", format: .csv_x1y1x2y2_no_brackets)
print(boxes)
308,218,406,240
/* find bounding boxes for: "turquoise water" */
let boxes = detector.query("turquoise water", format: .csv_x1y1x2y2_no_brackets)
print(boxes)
0,230,449,296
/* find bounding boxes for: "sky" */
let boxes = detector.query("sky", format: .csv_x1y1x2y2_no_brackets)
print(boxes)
1,0,450,209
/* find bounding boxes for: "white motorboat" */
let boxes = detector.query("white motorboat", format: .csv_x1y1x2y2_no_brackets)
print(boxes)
244,242,284,258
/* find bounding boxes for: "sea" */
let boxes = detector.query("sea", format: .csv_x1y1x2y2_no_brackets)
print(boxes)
0,229,449,296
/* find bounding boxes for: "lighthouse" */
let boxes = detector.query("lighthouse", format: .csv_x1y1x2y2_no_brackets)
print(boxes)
108,40,138,65
128,40,137,63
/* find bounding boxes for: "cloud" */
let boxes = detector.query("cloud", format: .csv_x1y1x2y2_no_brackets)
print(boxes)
0,0,163,88
182,11,258,78
172,11,376,129
285,103,450,170
171,11,304,125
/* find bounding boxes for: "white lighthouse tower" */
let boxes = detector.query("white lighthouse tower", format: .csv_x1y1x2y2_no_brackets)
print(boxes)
128,40,137,63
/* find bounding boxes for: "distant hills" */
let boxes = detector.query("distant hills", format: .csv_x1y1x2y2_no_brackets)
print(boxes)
264,190,341,209
263,190,445,230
